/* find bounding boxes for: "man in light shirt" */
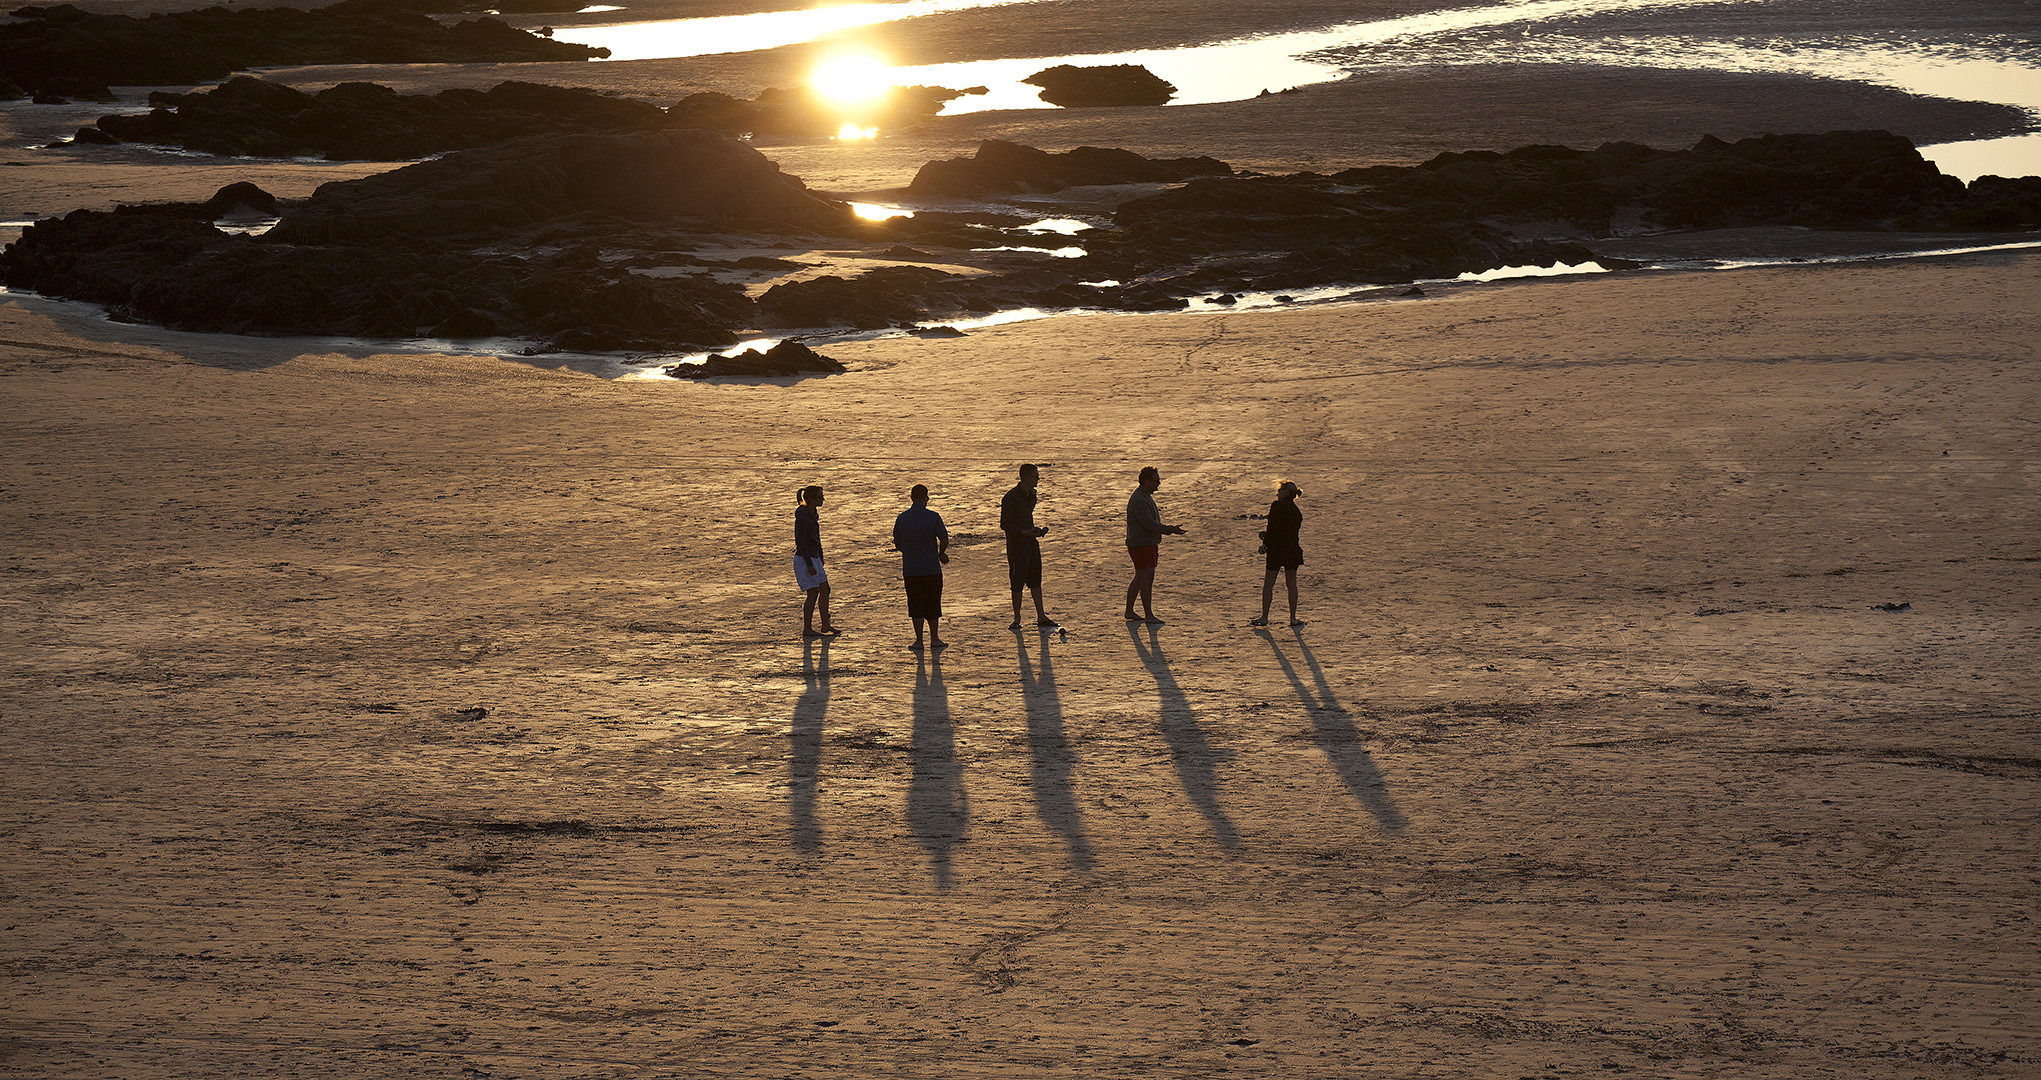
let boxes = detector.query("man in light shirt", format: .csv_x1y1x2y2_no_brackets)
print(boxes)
893,484,951,651
1122,466,1185,624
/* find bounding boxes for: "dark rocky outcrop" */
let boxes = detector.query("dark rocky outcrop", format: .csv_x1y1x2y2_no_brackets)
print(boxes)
1,205,751,347
92,77,668,160
202,181,279,217
756,266,969,329
8,130,2037,357
666,83,978,139
1022,64,1175,108
908,140,1233,197
669,339,845,379
267,129,853,243
1298,130,1989,235
0,2,604,99
78,77,975,159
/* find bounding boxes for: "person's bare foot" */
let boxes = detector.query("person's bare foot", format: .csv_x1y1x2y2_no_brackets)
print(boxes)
931,638,949,651
1123,611,1141,621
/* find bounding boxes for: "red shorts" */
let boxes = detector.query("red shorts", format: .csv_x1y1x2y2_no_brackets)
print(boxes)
1128,544,1159,569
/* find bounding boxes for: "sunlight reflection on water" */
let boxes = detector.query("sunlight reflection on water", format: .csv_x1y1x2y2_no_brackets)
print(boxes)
556,0,1039,61
552,0,2039,177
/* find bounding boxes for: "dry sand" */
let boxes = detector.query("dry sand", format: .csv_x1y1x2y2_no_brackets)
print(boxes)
4,250,2038,1077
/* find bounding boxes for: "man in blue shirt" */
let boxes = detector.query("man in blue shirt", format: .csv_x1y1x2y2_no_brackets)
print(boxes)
893,484,951,651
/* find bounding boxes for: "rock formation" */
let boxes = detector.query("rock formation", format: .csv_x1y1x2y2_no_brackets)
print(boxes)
908,140,1233,197
1021,64,1176,108
91,78,667,160
266,129,853,243
0,1,604,100
73,77,978,158
669,340,847,379
6,131,2037,354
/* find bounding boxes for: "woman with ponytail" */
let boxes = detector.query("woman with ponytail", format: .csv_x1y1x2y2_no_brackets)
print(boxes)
794,486,837,637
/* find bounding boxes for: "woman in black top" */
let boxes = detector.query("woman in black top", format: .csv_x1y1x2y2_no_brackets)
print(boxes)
1252,480,1304,627
794,486,837,637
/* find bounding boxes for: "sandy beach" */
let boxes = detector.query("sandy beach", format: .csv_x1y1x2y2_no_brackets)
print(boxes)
5,247,2039,1075
5,0,2041,1073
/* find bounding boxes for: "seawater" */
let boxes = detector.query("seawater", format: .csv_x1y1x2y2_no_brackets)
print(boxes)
551,0,2041,179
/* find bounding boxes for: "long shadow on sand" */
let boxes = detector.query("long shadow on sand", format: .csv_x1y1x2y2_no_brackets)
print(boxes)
788,636,829,853
1261,628,1407,833
908,651,968,888
1128,623,1239,851
1017,631,1092,871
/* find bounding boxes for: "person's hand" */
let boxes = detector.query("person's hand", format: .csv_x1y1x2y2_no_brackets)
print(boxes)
939,552,951,565
1036,526,1049,537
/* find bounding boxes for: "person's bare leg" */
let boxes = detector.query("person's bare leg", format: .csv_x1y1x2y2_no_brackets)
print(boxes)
803,587,819,635
1010,588,1024,629
819,582,835,633
1123,575,1141,620
1032,586,1052,625
929,616,945,649
1256,565,1277,624
911,615,926,650
1285,567,1301,624
1133,567,1158,620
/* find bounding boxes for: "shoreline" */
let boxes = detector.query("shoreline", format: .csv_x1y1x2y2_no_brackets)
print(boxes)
8,229,2040,378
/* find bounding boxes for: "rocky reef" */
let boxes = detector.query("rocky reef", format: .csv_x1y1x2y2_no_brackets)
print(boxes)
5,129,2037,357
0,1,604,102
64,76,977,158
668,340,846,379
908,139,1233,197
264,129,853,243
88,78,668,159
1021,64,1176,108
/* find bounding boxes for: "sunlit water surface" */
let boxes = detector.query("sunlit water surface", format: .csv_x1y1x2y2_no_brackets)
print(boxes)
553,0,2041,178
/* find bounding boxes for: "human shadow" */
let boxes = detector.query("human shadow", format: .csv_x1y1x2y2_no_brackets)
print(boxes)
788,636,830,853
1128,623,1240,850
1017,632,1093,871
1262,628,1408,833
907,651,968,888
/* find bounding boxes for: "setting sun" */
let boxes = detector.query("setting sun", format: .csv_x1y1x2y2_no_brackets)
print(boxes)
809,53,895,104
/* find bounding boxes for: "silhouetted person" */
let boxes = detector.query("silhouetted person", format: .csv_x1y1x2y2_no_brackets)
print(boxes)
1001,463,1057,630
794,485,837,637
1252,480,1305,627
893,483,950,651
1123,466,1185,624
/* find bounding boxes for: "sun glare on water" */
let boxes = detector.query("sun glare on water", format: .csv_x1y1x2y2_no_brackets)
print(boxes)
835,123,879,141
810,54,896,104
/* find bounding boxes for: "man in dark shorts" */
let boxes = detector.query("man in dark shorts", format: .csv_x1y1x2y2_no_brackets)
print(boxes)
1122,465,1185,624
892,483,951,651
1000,463,1057,630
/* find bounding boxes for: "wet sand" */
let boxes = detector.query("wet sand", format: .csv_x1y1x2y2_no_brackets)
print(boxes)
4,251,2038,1076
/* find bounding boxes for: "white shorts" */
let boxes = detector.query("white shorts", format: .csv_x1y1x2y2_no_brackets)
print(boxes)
794,556,828,592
